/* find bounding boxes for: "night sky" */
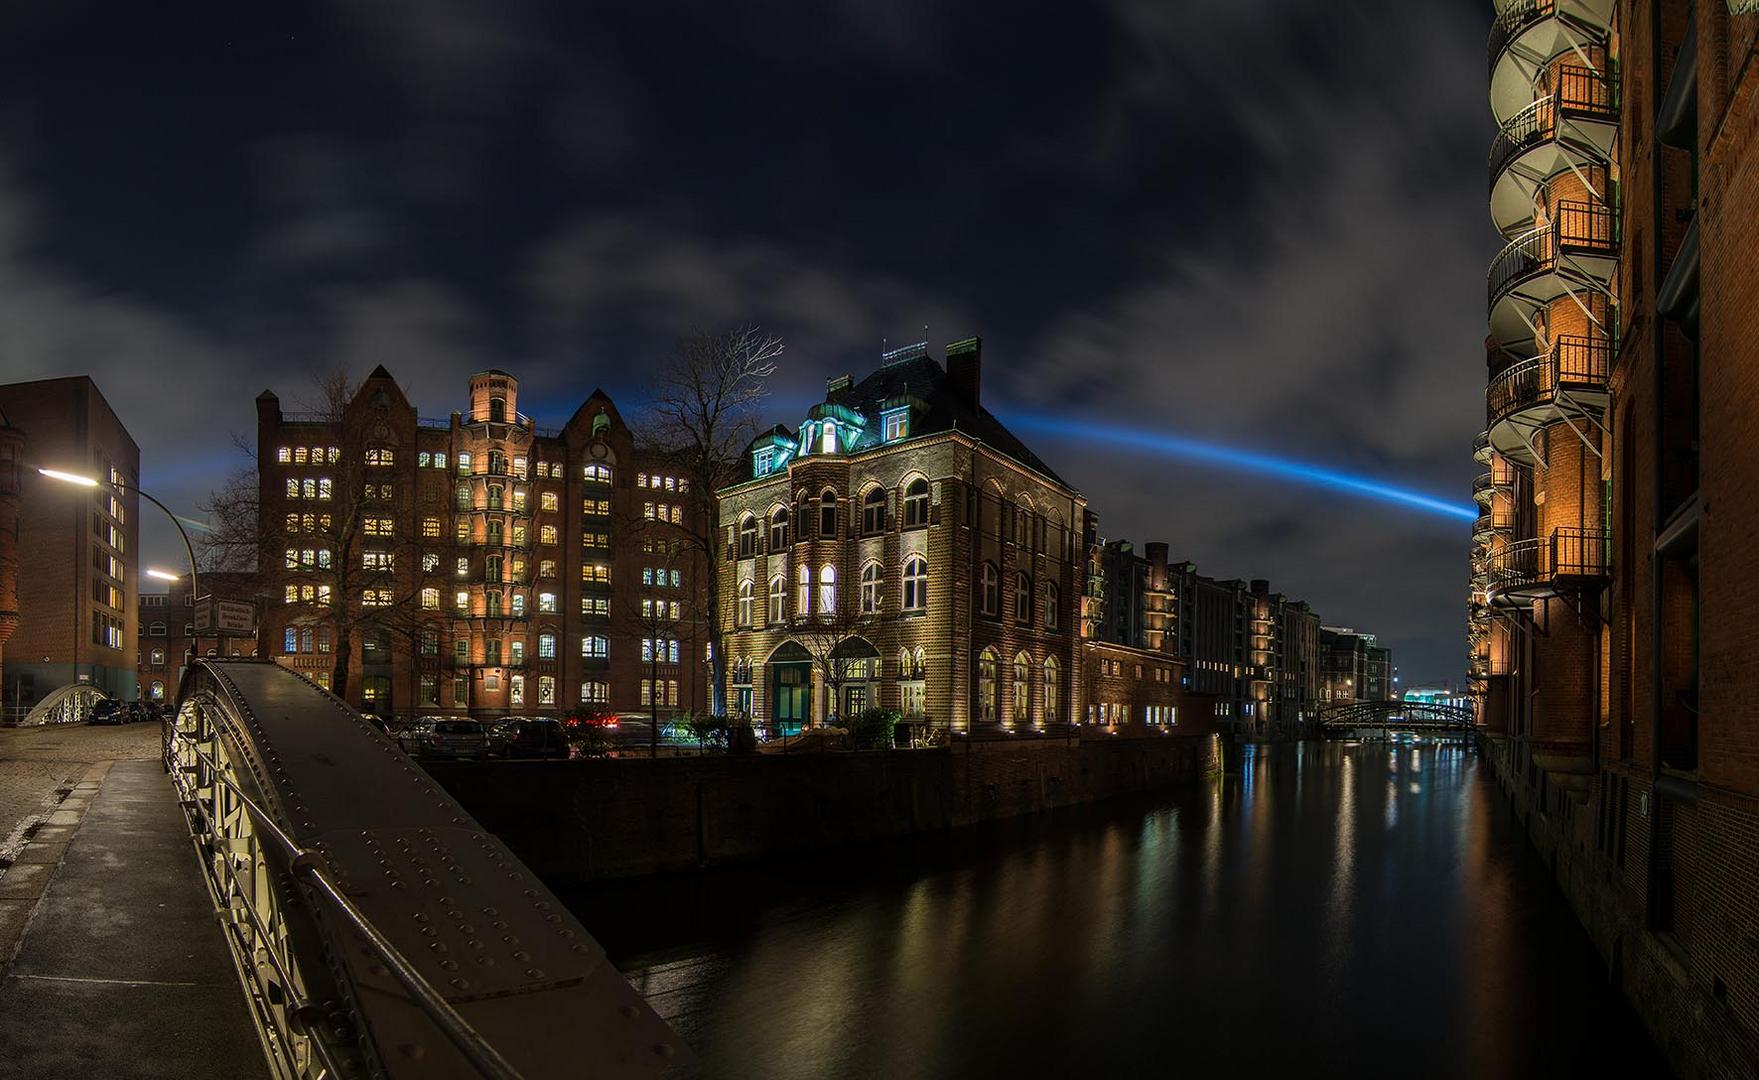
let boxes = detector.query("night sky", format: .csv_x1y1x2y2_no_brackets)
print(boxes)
1,0,1493,685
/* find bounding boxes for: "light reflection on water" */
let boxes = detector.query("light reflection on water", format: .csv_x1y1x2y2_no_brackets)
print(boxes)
567,742,1663,1079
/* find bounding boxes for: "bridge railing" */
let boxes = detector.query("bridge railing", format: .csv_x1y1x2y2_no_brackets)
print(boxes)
166,658,689,1079
19,683,108,727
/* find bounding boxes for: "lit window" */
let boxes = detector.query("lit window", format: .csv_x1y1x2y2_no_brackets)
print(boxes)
1013,652,1032,723
818,565,836,614
541,492,558,512
457,452,472,475
883,409,908,442
769,507,790,549
540,525,557,545
538,633,556,659
977,648,998,722
421,587,439,609
455,591,470,613
581,635,608,658
903,555,927,611
737,580,754,626
583,464,612,484
1044,657,1061,721
539,592,557,613
768,575,786,624
796,565,810,614
860,562,882,613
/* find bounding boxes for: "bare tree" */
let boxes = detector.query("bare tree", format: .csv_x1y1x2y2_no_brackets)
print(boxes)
788,587,878,730
619,514,703,757
641,325,784,718
201,372,442,705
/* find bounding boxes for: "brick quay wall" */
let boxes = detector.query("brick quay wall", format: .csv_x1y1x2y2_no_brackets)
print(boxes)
428,732,1222,882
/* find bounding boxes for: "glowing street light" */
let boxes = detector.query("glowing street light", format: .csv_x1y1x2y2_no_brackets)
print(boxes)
38,466,200,618
146,568,182,582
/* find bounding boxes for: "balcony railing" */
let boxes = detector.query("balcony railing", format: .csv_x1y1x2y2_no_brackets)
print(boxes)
1487,526,1608,598
1487,73,1616,190
1487,200,1616,309
1488,0,1556,76
1487,333,1611,426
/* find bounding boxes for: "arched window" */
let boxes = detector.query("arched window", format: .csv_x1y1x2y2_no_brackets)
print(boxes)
902,555,927,611
860,562,882,613
769,507,790,550
818,565,837,614
1044,656,1061,722
768,575,787,624
149,680,165,700
1013,652,1032,723
903,477,930,528
738,514,758,557
737,579,754,626
861,488,886,535
1013,504,1032,547
486,555,503,582
1014,572,1032,623
797,564,812,614
488,450,505,475
977,647,998,722
1045,581,1060,630
818,490,837,538
979,562,999,617
149,621,166,636
489,396,507,423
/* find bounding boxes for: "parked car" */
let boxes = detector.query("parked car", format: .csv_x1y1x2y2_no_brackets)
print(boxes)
395,717,443,755
484,717,526,757
506,718,569,760
86,698,125,725
425,719,490,760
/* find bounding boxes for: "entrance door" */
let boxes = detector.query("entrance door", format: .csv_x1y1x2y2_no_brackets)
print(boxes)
843,683,868,718
772,663,809,736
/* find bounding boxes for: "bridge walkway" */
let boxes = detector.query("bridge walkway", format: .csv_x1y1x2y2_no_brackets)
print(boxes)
0,758,267,1079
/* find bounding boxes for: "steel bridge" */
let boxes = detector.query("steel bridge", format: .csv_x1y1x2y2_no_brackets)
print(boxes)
1316,700,1476,737
17,681,109,726
164,658,689,1078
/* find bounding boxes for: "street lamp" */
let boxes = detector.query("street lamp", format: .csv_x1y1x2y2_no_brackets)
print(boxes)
38,468,199,611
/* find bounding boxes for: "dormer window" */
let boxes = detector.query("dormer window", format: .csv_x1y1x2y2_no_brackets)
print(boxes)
882,408,909,442
820,421,837,455
755,447,775,476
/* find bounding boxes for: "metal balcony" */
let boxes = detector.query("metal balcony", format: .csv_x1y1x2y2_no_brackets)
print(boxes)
1486,526,1608,605
1473,430,1492,465
1489,0,1616,124
1487,201,1616,346
1486,334,1610,464
1488,73,1617,236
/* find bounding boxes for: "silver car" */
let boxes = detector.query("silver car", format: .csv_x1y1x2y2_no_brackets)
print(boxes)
426,719,489,760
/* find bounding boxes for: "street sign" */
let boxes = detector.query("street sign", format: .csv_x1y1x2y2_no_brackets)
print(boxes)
194,596,257,637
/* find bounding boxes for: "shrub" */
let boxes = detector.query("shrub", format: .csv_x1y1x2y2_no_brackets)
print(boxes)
851,707,901,750
564,707,615,758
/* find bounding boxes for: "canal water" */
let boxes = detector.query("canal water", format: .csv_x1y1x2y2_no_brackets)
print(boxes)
567,741,1668,1078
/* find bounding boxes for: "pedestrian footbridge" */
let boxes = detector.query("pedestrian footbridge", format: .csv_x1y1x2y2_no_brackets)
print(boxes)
2,659,689,1078
1316,700,1476,737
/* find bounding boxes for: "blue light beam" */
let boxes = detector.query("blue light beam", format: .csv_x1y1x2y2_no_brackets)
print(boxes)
1004,412,1476,524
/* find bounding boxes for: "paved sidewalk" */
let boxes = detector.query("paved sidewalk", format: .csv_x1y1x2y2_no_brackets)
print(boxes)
0,723,162,862
0,759,267,1079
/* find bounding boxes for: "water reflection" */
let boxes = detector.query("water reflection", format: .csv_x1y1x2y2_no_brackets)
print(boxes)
568,742,1663,1079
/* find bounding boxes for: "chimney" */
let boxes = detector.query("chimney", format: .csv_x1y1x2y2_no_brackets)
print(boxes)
945,336,981,404
826,373,852,396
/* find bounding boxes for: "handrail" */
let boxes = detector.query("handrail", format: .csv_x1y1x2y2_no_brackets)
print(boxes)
1488,202,1616,308
1486,334,1611,425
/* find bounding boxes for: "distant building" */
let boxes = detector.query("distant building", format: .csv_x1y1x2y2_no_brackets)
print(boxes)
136,572,264,703
0,377,140,704
716,339,1086,734
1095,541,1321,737
254,367,707,721
1319,627,1393,705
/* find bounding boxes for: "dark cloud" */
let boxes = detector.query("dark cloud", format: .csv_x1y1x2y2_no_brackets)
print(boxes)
0,0,1490,683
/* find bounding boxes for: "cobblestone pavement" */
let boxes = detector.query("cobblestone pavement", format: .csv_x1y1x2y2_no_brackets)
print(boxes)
0,724,162,863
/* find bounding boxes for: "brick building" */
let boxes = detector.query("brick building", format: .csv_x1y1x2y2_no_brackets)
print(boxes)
1319,626,1392,706
0,377,140,705
256,367,706,721
1096,540,1323,737
1476,4,1759,1075
0,407,21,712
715,339,1086,735
136,572,264,703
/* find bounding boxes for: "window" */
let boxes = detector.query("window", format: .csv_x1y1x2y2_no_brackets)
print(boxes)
861,488,886,535
538,592,557,613
363,589,393,607
796,564,811,616
583,463,612,484
980,562,999,617
818,565,837,614
1013,504,1031,547
277,447,292,463
457,452,472,475
978,648,998,722
511,592,526,617
581,595,609,616
883,409,908,442
284,627,298,653
432,452,446,471
1044,657,1061,722
902,555,927,611
1014,572,1032,623
365,448,394,467
455,637,470,664
768,575,786,624
422,516,441,538
488,396,507,423
150,680,166,700
538,633,556,659
581,681,609,704
455,590,470,613
1013,652,1032,723
860,562,882,613
900,647,927,716
364,517,394,537
903,477,930,528
737,580,754,626
421,587,439,609
149,621,166,636
818,490,837,538
539,525,557,546
1045,581,1060,630
581,635,608,659
420,674,439,707
738,515,758,557
540,492,558,512
420,629,438,656
769,507,790,550
363,550,393,570
539,675,555,706
488,450,506,476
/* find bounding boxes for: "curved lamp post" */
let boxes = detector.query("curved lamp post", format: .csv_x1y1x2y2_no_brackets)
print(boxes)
38,468,199,611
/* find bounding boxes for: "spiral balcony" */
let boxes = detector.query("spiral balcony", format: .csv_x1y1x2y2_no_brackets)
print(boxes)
1486,333,1610,464
1488,72,1617,236
1489,0,1616,123
1473,430,1492,466
1487,201,1616,345
1485,526,1608,606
